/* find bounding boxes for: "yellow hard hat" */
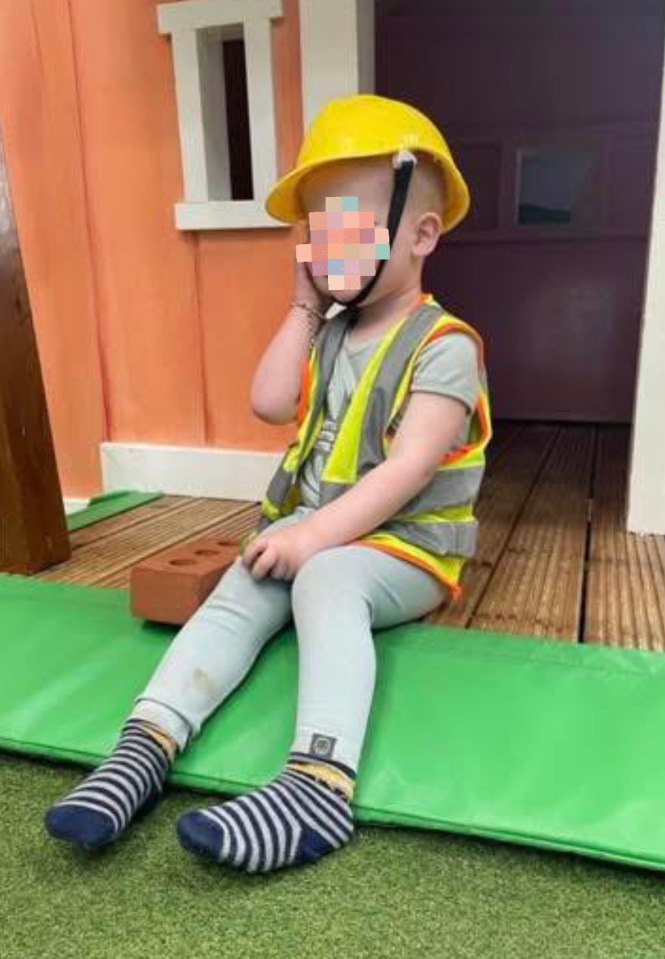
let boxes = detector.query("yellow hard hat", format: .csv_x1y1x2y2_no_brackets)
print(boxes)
265,94,470,233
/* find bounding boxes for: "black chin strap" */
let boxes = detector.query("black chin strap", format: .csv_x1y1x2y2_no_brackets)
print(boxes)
305,154,416,321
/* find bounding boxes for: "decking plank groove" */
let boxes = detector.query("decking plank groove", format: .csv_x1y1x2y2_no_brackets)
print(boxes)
39,500,256,586
584,427,665,649
467,426,595,641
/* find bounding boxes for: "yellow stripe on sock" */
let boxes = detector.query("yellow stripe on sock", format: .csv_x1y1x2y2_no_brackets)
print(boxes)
286,761,355,802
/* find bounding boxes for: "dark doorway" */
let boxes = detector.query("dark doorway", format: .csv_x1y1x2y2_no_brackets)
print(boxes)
376,0,665,422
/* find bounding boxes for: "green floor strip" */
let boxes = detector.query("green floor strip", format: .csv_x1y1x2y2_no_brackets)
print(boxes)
66,490,164,532
2,572,665,873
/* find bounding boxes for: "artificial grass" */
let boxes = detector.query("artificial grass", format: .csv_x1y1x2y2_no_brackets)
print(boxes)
2,751,665,959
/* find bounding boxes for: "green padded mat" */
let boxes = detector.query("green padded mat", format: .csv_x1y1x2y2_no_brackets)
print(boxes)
66,490,163,531
2,571,665,872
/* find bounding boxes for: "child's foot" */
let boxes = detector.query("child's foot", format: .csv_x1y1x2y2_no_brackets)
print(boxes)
177,753,356,874
44,719,175,850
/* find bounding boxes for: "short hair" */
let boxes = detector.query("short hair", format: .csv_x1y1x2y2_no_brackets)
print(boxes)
408,151,447,222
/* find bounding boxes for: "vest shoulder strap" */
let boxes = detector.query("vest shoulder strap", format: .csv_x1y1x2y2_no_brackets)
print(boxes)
417,313,487,374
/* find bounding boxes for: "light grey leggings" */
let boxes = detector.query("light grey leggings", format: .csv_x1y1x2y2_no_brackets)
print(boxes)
130,507,446,770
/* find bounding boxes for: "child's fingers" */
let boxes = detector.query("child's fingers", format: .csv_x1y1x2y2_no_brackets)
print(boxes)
237,528,258,557
249,543,277,580
271,558,290,580
242,536,266,570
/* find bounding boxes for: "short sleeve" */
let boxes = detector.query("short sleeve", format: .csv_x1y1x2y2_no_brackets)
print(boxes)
411,332,481,414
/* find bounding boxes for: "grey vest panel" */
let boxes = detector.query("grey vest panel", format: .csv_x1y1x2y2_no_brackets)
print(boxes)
319,465,484,512
353,304,449,477
380,518,479,558
295,311,354,473
262,457,295,510
395,465,485,513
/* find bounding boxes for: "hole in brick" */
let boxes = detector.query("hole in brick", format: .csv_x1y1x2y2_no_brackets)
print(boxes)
170,558,196,566
194,549,219,556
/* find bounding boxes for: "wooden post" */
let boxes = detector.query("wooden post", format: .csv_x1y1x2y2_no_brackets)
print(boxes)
0,125,71,573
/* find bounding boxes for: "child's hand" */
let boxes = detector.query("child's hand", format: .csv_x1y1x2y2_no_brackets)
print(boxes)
242,522,322,581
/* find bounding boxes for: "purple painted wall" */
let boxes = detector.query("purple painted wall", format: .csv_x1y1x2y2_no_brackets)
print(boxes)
376,2,665,422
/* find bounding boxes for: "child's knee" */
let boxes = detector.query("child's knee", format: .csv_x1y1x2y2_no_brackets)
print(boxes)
201,556,266,610
292,548,365,609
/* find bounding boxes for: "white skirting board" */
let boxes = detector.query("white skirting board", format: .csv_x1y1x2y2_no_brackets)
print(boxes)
99,442,282,502
63,498,90,516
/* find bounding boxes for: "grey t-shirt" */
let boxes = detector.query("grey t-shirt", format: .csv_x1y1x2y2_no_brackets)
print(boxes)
298,330,481,509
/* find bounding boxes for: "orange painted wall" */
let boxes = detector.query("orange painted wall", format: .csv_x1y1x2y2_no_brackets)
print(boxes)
0,0,303,498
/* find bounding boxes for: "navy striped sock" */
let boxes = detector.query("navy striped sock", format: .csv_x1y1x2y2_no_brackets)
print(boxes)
176,753,356,873
44,719,173,850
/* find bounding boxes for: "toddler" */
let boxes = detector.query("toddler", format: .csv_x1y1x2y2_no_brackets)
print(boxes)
44,94,491,874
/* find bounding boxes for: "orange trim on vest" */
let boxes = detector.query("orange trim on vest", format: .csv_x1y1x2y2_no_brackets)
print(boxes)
440,395,491,467
415,320,491,467
297,355,313,427
351,539,463,602
420,316,486,370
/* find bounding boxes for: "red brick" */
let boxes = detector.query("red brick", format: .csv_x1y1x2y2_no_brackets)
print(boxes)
130,537,239,625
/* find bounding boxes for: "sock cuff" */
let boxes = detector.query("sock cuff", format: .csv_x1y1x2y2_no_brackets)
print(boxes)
287,753,356,802
120,718,176,766
288,751,357,780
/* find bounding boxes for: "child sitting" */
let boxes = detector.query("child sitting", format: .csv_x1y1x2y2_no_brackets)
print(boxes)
44,94,491,874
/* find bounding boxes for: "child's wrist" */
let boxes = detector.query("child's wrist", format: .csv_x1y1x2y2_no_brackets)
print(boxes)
291,301,325,345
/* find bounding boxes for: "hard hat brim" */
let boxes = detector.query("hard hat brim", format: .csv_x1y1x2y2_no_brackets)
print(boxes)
265,152,471,234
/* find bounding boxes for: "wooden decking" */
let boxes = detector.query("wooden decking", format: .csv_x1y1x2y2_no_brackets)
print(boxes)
38,423,665,650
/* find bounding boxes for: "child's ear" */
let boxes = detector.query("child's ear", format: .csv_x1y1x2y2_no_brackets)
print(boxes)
413,212,443,258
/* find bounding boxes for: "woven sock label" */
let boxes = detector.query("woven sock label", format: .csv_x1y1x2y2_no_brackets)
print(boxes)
309,734,337,760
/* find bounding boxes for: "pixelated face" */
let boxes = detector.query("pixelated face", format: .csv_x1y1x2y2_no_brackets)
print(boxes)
295,196,390,292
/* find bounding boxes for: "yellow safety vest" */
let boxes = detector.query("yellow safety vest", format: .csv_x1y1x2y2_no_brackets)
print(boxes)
256,293,492,600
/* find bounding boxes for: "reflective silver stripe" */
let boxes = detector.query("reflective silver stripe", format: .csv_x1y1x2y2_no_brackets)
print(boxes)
263,462,296,507
398,466,486,513
295,311,353,473
318,468,485,513
381,518,479,557
319,481,349,506
356,304,445,476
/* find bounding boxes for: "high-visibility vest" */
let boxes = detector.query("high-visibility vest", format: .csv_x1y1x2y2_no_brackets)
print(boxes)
256,293,492,599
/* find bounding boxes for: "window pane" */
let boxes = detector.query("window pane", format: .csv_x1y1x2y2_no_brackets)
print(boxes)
516,146,597,226
223,37,254,201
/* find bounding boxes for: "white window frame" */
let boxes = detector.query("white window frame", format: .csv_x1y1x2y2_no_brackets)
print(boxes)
157,0,286,230
158,0,375,232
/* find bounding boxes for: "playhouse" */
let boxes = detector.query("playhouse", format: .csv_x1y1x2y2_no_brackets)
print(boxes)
2,1,665,933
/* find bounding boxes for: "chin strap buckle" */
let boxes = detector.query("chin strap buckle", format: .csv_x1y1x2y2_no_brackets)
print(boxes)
393,148,418,170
